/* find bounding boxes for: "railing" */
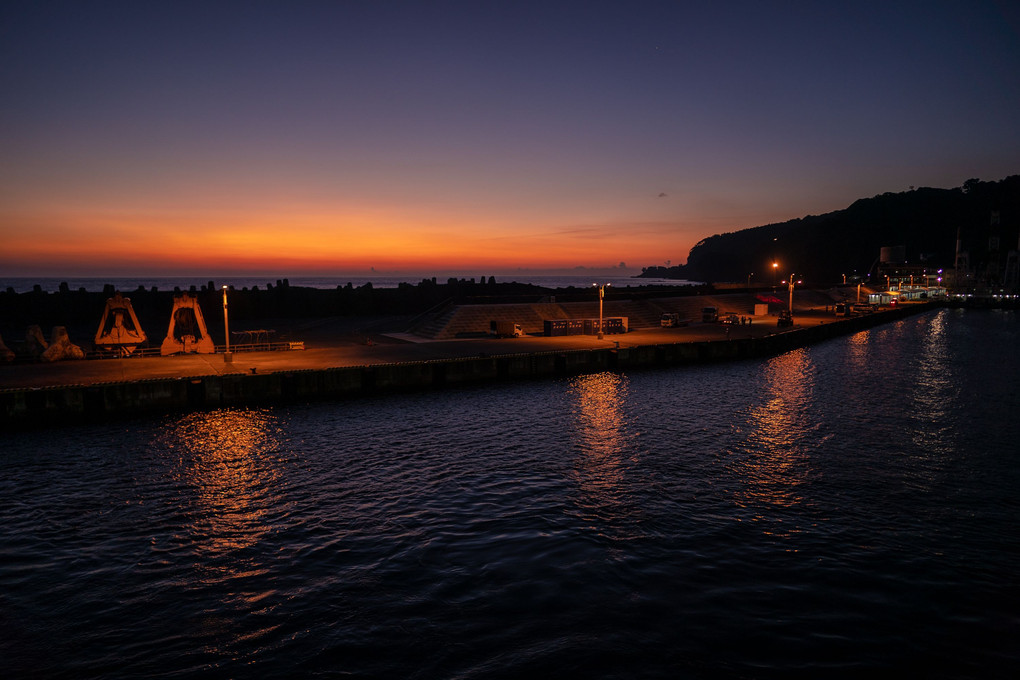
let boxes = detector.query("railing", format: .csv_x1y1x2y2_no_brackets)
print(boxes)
219,341,303,353
85,341,304,360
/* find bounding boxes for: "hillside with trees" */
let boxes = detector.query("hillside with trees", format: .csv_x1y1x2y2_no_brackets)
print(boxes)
640,176,1020,285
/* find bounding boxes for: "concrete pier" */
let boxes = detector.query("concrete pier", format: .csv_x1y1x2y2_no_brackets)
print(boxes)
1,302,932,429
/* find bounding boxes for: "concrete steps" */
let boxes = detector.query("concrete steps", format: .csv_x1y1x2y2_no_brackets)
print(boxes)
411,304,459,338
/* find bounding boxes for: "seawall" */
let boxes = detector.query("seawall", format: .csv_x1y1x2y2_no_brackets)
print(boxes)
1,303,932,430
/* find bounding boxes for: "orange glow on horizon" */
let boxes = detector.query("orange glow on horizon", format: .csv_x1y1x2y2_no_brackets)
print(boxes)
1,204,700,275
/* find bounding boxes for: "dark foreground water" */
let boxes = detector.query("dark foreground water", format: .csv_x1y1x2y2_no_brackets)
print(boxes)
2,308,1018,679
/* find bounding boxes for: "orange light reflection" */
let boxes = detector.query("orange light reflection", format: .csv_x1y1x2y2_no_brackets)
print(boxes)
161,408,284,587
569,372,642,545
845,329,871,373
733,348,814,514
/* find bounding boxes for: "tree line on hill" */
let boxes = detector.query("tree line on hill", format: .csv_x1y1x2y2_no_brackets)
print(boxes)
640,176,1020,285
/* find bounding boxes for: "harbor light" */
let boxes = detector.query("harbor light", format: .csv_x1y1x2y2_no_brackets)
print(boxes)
222,285,232,363
781,275,802,313
593,282,611,339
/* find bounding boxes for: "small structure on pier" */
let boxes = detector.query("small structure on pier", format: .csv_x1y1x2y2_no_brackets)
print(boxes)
161,292,215,355
95,292,147,356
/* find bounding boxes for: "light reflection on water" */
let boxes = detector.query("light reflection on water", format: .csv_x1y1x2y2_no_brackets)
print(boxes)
845,326,872,374
154,409,288,657
2,309,1018,679
567,372,643,549
909,309,960,458
570,372,630,475
731,348,814,512
159,409,283,560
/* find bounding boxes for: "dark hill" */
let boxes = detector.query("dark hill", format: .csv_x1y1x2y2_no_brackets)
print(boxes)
641,176,1020,285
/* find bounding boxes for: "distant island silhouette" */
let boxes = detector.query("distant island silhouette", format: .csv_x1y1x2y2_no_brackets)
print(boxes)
639,175,1019,286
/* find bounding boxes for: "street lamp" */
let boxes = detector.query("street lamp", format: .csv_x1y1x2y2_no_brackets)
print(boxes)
747,272,754,289
772,262,779,288
222,285,232,363
781,274,802,313
593,282,610,339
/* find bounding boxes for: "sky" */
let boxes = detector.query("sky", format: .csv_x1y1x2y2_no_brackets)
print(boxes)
2,0,1019,278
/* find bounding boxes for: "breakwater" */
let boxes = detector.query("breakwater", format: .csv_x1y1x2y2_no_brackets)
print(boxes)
1,303,931,429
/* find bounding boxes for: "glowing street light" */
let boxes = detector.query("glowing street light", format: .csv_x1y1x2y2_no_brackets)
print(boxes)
222,285,232,363
772,261,779,287
592,282,611,339
781,274,802,313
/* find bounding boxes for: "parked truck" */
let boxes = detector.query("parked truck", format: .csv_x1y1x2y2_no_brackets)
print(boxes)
490,321,524,338
701,306,719,322
660,312,688,328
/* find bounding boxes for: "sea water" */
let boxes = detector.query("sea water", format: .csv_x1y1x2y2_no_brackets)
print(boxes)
1,308,1017,679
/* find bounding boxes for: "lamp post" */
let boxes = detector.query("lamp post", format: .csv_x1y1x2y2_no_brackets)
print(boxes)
747,272,754,289
782,274,801,313
593,282,610,339
772,262,779,288
222,285,232,363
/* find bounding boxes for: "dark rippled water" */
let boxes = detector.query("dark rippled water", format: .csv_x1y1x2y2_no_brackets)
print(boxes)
2,308,1018,679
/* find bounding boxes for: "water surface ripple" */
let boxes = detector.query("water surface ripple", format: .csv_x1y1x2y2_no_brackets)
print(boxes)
2,308,1018,678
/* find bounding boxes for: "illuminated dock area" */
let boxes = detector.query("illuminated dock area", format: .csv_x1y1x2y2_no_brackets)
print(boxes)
1,301,933,429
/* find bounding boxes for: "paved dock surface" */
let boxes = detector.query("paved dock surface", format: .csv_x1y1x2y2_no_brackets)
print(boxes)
0,311,848,390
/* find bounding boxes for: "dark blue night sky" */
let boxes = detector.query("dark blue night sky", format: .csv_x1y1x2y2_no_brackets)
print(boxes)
2,0,1018,275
